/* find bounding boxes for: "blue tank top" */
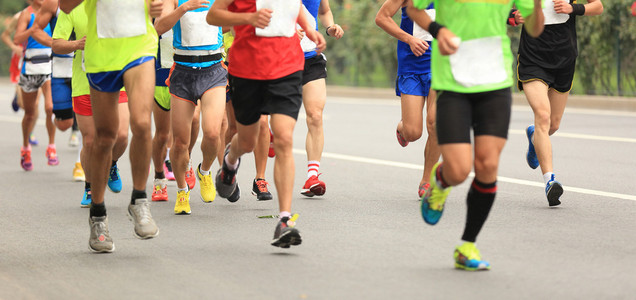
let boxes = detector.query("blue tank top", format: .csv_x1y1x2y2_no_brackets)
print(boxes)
22,13,52,74
156,35,170,87
302,0,320,59
397,6,432,76
173,0,223,68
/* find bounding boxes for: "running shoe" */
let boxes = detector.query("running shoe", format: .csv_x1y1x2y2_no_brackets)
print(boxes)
68,130,80,147
73,162,86,182
164,160,175,181
128,198,159,239
185,163,196,190
174,189,192,215
107,163,122,193
268,128,275,158
526,125,539,169
152,178,168,202
545,176,563,207
228,184,241,203
81,188,92,208
197,163,216,203
11,94,19,112
396,129,409,147
46,145,59,166
300,174,326,197
418,182,431,199
88,216,115,253
252,178,273,201
29,133,38,146
271,215,302,248
454,242,491,271
21,148,33,171
215,144,240,199
420,162,451,225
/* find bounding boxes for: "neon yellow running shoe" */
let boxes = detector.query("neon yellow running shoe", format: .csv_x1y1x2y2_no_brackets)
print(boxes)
454,242,491,271
420,162,451,225
174,189,191,215
196,163,216,203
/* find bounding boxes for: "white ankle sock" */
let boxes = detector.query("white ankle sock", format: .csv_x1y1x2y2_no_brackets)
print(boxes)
543,172,555,185
307,161,320,178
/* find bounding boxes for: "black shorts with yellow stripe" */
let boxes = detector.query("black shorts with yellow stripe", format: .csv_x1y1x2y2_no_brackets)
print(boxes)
517,58,575,94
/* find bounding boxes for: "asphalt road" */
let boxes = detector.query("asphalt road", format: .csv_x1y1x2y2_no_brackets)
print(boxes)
1,80,635,300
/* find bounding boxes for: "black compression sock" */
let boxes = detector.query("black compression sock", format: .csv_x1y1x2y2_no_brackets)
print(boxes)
461,179,496,242
90,202,106,217
111,160,117,167
155,171,165,179
131,189,147,205
85,181,91,190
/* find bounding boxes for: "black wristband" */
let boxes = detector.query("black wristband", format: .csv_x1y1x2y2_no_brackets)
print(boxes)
428,22,444,39
571,3,585,16
325,26,332,36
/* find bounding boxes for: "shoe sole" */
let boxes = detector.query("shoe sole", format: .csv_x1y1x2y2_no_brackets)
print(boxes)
174,210,191,215
73,176,85,182
526,126,539,169
271,229,302,248
152,197,168,202
547,184,563,207
301,183,326,197
127,211,160,240
454,263,490,271
396,129,409,147
88,243,115,253
228,185,241,203
251,190,273,201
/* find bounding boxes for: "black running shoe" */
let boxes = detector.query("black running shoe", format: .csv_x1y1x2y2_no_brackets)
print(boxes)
271,216,302,248
252,178,273,201
215,144,240,199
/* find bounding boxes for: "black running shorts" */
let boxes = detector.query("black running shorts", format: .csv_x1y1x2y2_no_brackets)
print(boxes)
517,58,575,93
436,88,512,144
302,54,327,86
228,71,303,125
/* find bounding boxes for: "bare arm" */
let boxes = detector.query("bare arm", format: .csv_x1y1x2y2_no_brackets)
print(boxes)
13,10,33,45
155,0,210,35
522,0,545,38
207,0,269,28
52,36,85,55
59,0,84,14
2,16,23,54
376,0,428,56
553,0,603,16
406,4,459,55
318,0,343,39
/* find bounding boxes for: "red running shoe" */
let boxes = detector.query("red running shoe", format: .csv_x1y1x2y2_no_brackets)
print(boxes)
300,174,326,197
396,129,409,147
185,165,196,190
21,148,33,171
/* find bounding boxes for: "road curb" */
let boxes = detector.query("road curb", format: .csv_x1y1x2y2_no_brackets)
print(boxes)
326,85,636,112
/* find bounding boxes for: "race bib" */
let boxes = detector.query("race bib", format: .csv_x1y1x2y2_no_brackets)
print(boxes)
543,0,570,25
52,56,73,78
255,0,300,38
96,0,147,39
412,9,435,42
449,36,507,87
160,30,175,69
180,10,219,47
298,4,316,53
24,48,52,75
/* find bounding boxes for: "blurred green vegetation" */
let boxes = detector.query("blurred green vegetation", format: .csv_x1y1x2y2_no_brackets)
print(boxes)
0,0,634,96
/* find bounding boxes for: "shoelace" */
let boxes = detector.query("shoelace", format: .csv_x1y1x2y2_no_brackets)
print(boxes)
256,180,269,192
93,219,109,235
136,202,152,224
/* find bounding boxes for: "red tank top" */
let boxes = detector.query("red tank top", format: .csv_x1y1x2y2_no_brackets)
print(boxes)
227,0,304,80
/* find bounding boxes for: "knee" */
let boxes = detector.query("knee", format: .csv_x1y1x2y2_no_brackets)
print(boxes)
534,111,551,130
202,129,220,144
116,130,129,146
130,118,151,137
549,116,562,135
94,128,117,148
442,162,471,184
272,132,293,152
402,123,423,142
55,119,73,132
473,156,499,177
305,108,323,129
153,131,169,145
237,135,257,154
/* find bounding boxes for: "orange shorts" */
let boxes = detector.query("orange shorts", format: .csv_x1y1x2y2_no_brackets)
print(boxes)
73,91,128,116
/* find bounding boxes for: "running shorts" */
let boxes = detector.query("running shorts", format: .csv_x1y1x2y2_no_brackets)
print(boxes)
517,58,575,93
52,77,73,120
395,73,432,97
302,54,327,86
73,91,128,116
154,86,171,111
87,56,154,93
18,74,51,93
436,88,511,144
228,70,303,125
167,62,227,105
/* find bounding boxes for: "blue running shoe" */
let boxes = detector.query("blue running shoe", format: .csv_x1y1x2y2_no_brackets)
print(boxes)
108,164,122,193
526,125,539,169
545,175,563,207
454,242,491,271
420,162,451,225
81,188,92,208
29,133,38,146
11,94,19,112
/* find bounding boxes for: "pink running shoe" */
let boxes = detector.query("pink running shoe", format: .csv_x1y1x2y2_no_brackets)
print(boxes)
21,148,33,171
396,129,409,147
164,160,175,181
46,146,59,166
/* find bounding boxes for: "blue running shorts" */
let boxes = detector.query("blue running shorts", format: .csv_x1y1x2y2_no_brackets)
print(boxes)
87,56,155,93
395,73,432,97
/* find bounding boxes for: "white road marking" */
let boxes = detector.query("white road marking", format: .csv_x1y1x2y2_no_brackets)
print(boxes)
293,148,636,202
